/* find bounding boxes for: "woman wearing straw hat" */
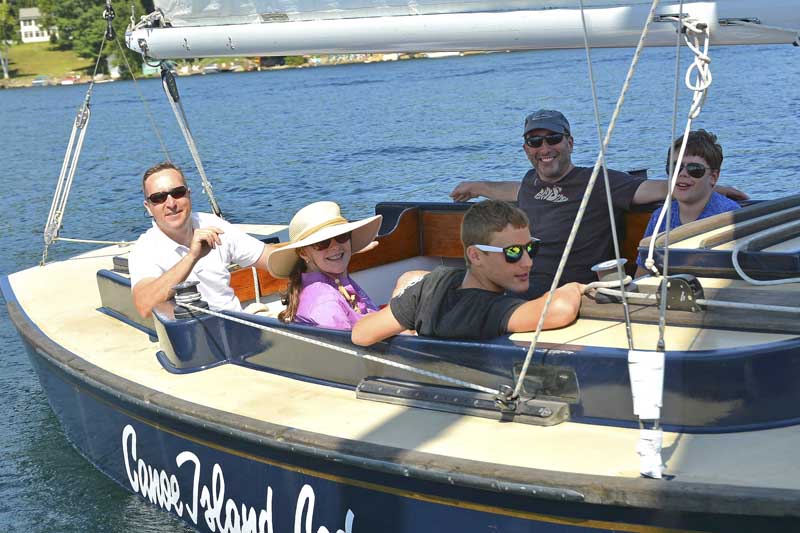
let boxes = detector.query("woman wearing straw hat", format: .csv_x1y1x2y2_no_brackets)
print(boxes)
267,201,383,330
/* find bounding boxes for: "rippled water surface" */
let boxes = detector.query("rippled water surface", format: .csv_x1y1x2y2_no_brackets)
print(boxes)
0,44,798,530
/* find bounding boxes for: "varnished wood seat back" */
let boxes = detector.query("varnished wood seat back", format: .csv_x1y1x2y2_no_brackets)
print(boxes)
231,206,465,302
230,204,652,302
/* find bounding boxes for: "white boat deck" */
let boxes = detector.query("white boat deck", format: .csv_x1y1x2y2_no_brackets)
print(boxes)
7,238,800,493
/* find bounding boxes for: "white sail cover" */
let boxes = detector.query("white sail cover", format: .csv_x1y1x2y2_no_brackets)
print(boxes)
153,0,798,26
156,0,657,24
130,0,800,58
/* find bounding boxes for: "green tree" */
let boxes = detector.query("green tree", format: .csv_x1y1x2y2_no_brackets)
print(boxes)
0,0,16,79
38,0,150,78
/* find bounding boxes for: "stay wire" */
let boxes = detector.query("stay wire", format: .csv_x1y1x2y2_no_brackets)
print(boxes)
41,8,169,264
511,0,662,400
577,0,635,351
114,35,171,162
644,19,712,352
659,1,685,353
159,67,224,218
594,286,800,314
181,303,499,396
41,34,108,265
89,35,108,81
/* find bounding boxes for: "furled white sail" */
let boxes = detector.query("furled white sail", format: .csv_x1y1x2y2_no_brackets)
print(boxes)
127,0,800,58
154,0,658,24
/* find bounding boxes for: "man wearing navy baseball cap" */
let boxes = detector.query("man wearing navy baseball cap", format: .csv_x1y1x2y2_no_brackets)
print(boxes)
450,109,747,299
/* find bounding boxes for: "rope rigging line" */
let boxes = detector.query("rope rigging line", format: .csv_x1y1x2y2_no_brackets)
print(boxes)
642,17,713,278
510,0,662,401
160,66,224,218
659,1,685,354
40,2,171,265
52,237,132,246
621,9,703,479
113,36,171,162
640,16,712,354
180,303,500,396
577,0,635,352
592,286,800,314
41,33,109,266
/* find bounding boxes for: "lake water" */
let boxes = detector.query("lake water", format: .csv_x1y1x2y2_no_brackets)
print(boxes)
0,44,798,530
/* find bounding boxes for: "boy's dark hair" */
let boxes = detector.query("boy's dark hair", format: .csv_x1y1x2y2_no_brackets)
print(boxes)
668,129,723,171
461,200,529,265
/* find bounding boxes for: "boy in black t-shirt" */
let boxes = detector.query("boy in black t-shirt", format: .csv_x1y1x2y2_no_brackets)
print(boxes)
351,201,583,344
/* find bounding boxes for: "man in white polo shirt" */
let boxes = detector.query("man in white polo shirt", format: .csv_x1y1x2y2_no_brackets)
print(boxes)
129,162,271,318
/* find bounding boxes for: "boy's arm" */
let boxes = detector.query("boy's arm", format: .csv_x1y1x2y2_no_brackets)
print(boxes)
506,282,583,333
351,306,407,346
632,179,749,205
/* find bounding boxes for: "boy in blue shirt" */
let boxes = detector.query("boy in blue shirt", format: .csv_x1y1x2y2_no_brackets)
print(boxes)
636,130,740,276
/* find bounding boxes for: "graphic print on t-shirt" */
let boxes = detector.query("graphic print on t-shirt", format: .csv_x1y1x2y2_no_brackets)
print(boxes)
534,185,569,203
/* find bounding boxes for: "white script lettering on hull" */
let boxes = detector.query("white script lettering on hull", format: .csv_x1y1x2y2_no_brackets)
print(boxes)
122,424,356,533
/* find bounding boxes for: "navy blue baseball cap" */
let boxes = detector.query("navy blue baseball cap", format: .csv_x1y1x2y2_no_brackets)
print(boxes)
523,109,571,136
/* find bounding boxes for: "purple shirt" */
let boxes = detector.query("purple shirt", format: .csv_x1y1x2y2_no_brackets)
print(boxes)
294,272,378,330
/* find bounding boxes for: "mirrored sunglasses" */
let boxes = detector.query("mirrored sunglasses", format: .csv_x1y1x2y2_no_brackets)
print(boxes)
474,238,541,263
666,162,711,179
525,133,565,148
147,185,188,204
311,231,352,251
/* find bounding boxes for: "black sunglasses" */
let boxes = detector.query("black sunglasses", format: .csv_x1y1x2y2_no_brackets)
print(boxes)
474,238,541,263
147,185,188,204
666,162,711,179
311,232,351,251
525,133,566,148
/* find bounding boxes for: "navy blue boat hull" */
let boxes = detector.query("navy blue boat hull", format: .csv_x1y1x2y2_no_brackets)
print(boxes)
7,294,800,533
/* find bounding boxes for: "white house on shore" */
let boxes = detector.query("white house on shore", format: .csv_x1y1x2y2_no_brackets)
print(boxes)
19,8,57,44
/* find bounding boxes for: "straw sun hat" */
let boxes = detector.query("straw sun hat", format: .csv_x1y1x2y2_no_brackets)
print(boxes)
267,201,382,278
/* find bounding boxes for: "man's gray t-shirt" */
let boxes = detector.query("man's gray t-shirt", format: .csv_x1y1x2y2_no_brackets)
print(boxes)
517,166,646,299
